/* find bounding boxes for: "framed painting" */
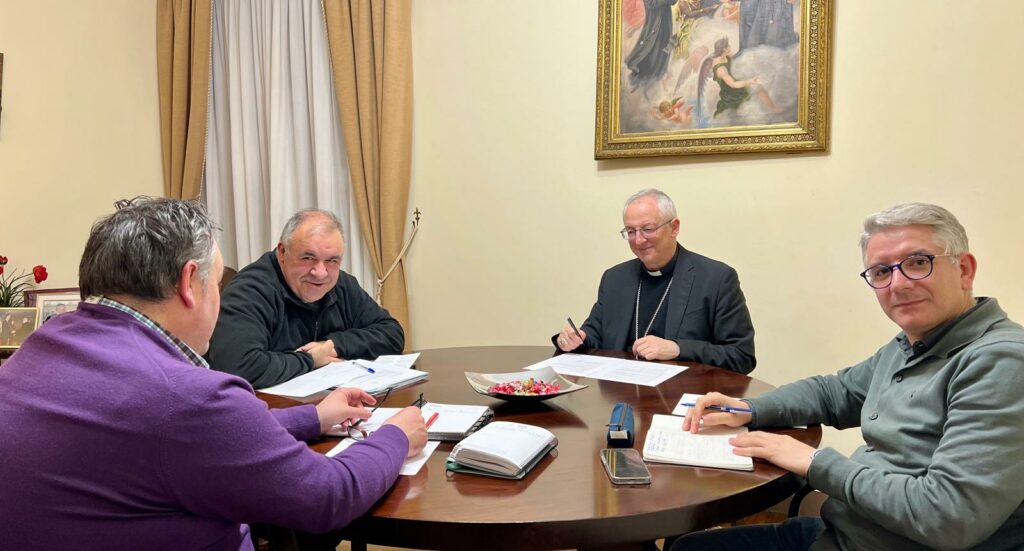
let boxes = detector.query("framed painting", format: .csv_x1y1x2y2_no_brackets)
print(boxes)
595,0,832,158
24,287,81,324
1,307,40,350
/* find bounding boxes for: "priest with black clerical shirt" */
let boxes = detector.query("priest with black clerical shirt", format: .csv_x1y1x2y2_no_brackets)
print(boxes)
553,189,756,374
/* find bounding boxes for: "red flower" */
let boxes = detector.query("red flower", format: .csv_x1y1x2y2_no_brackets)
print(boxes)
0,256,7,265
33,265,48,284
0,266,4,276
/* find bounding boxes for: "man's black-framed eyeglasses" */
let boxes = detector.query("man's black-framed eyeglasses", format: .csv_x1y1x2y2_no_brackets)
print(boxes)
620,219,672,240
859,253,952,289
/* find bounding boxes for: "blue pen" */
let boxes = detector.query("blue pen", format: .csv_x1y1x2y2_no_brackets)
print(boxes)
354,361,376,374
679,402,753,414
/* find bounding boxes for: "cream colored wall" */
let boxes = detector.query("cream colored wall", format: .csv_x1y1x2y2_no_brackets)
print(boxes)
3,1,1022,457
407,1,1024,455
0,0,163,289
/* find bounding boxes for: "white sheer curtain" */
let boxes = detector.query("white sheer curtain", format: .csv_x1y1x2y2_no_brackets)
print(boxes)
204,0,375,292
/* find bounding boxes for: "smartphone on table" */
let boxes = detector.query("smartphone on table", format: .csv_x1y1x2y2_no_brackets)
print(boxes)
600,448,651,485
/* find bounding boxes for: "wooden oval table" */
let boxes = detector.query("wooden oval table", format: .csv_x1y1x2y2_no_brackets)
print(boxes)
260,346,820,550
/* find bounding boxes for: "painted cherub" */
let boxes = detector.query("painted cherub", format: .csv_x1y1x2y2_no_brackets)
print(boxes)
718,0,740,22
652,96,694,125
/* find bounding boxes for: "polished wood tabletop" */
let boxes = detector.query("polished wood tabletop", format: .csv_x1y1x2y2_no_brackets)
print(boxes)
259,346,821,550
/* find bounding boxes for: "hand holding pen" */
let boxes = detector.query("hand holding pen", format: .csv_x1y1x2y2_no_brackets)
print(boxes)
681,392,754,434
556,317,588,352
383,407,429,457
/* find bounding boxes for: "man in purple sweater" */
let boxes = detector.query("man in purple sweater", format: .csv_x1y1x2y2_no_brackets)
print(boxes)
0,197,427,550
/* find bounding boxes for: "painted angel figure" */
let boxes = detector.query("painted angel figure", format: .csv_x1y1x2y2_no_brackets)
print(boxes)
694,36,781,127
651,96,694,126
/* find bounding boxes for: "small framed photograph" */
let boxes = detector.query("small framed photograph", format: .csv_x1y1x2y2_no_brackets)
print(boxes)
0,307,40,349
24,288,81,324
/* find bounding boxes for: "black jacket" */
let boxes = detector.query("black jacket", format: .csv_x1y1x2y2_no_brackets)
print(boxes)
555,246,756,374
208,251,404,388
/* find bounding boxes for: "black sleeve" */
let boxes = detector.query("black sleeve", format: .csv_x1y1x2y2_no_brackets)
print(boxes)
208,280,315,389
673,267,756,374
324,276,405,360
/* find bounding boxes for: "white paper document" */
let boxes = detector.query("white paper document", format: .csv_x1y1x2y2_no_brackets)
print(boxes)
525,353,686,387
370,352,421,370
259,360,427,398
642,414,753,471
672,393,704,416
327,438,439,476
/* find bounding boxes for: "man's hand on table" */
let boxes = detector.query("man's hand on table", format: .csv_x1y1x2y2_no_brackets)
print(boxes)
682,391,815,477
297,339,341,368
631,335,679,360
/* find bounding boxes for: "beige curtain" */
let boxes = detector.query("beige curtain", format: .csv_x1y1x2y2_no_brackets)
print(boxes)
323,0,413,343
156,0,212,200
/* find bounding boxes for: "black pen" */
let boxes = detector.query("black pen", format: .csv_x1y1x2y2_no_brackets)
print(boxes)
567,317,583,340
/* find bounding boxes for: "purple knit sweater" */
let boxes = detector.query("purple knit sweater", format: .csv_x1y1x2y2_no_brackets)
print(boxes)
0,303,408,550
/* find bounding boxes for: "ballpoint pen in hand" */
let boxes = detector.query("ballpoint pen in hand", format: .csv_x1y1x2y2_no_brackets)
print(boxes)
679,403,753,414
567,317,583,340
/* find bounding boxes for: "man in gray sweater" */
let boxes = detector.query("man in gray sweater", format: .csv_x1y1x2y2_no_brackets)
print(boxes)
675,203,1024,551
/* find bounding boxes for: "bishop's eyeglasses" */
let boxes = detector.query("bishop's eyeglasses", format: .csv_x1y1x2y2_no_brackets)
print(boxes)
620,220,671,240
859,253,951,289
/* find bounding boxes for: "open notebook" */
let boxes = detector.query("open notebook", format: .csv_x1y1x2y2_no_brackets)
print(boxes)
445,422,557,479
327,402,492,442
642,414,753,471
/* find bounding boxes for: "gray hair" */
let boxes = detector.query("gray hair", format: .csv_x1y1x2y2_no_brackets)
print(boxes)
79,197,218,301
279,209,344,247
859,203,969,261
623,189,678,221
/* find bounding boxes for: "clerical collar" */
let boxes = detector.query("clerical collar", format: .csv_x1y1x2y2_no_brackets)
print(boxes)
642,245,681,277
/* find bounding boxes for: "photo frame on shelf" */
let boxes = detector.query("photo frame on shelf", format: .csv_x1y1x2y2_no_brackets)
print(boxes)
24,288,81,324
1,307,40,350
595,0,833,158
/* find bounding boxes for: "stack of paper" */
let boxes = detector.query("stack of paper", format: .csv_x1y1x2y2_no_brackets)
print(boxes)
259,356,427,398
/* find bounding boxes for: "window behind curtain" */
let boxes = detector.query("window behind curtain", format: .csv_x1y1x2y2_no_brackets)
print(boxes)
203,0,375,293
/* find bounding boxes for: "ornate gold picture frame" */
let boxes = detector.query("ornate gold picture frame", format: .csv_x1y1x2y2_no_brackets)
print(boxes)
595,0,832,159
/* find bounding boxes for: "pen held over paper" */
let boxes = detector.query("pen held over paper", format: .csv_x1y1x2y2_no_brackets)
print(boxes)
679,403,753,414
